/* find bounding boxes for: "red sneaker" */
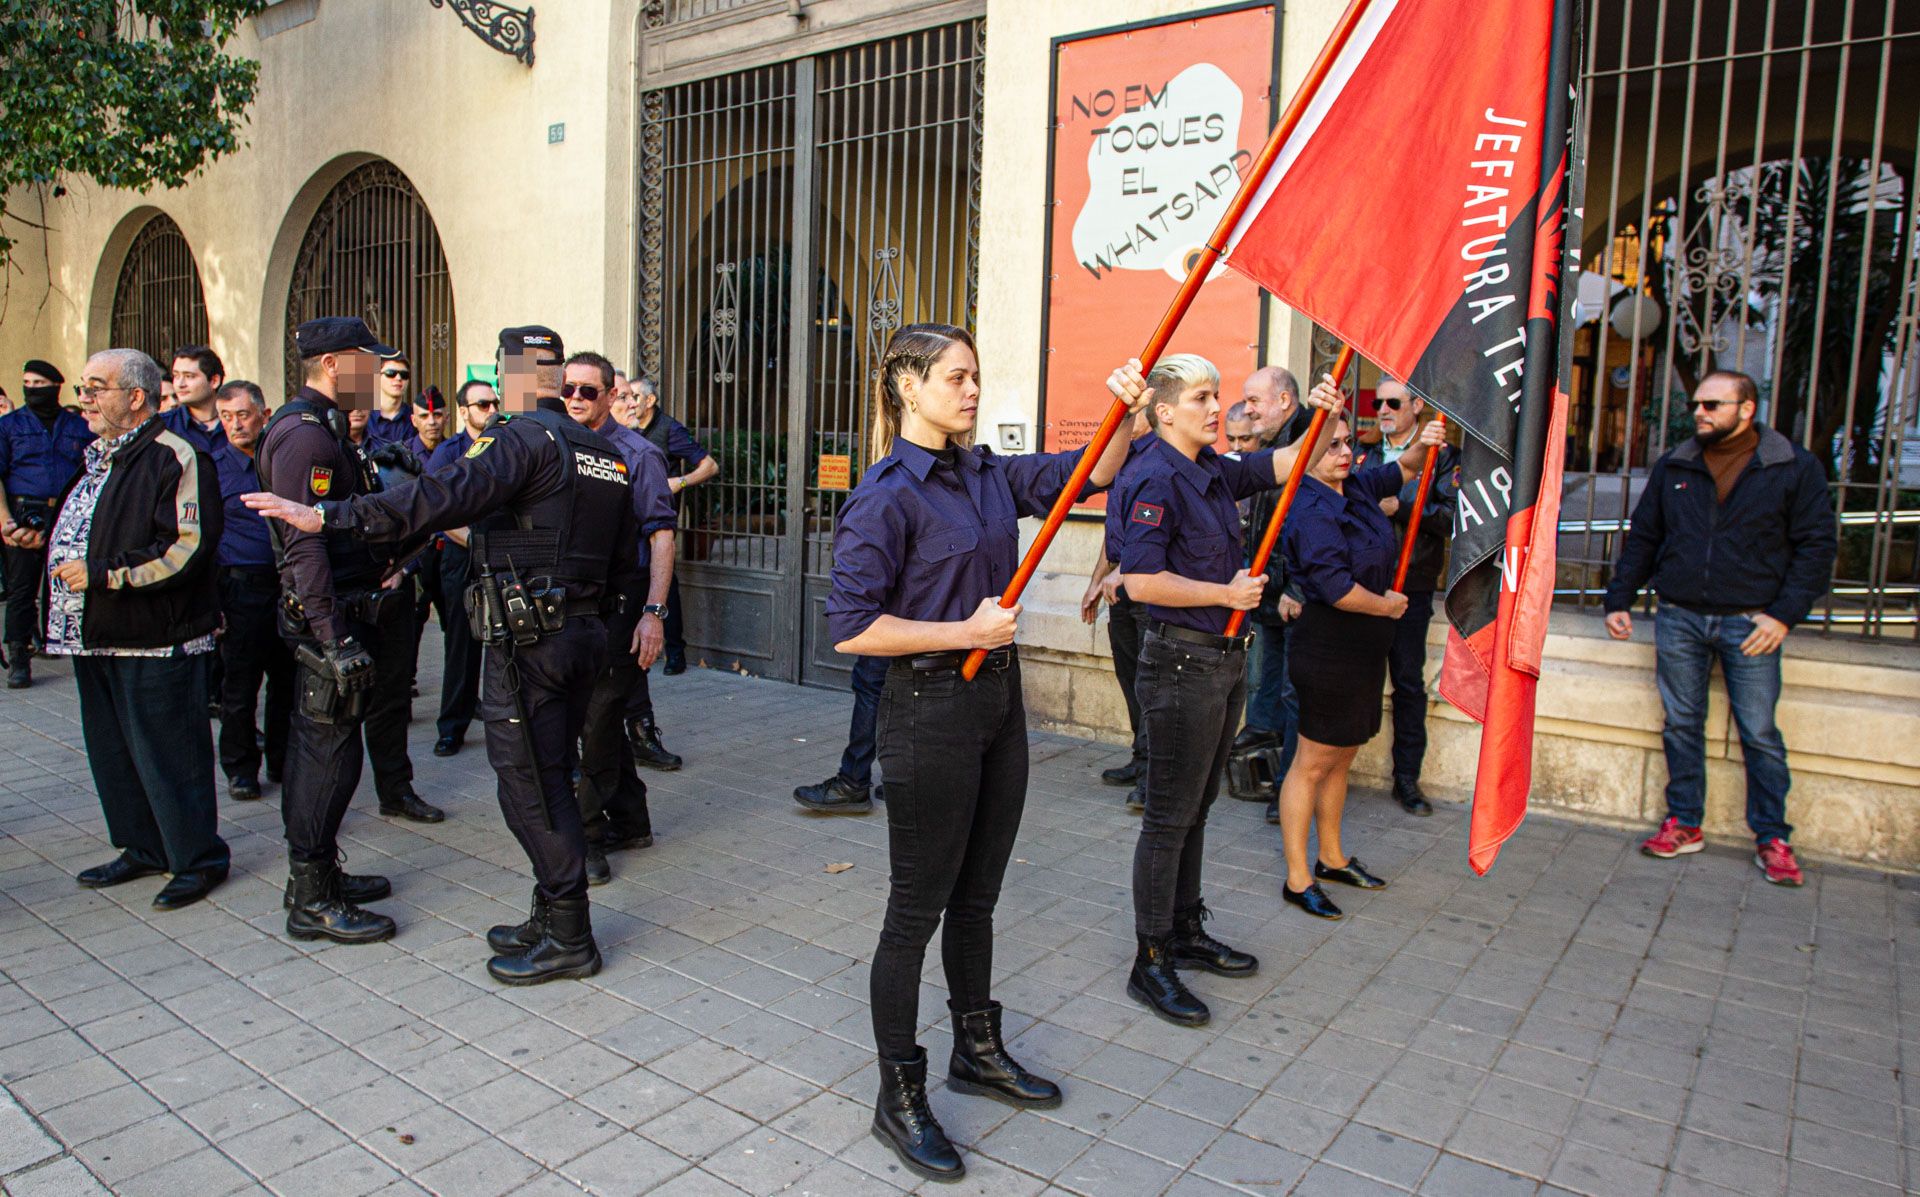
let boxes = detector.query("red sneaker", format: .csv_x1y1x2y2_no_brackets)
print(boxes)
1755,838,1805,887
1640,816,1704,859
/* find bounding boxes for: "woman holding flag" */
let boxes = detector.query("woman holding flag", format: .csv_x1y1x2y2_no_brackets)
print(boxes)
825,323,1149,1182
1112,356,1345,1028
1278,409,1446,919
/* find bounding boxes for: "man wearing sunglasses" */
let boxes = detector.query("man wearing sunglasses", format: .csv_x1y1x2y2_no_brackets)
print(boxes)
422,380,499,757
368,352,415,449
1604,371,1836,887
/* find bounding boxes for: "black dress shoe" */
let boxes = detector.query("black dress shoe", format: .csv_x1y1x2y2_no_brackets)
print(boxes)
1100,758,1144,787
1171,901,1258,976
1231,725,1279,752
153,868,226,910
76,853,165,889
1393,778,1434,816
662,655,687,676
585,843,610,886
626,718,683,771
228,775,262,802
378,790,446,823
1125,783,1145,814
872,1047,964,1182
432,735,461,758
948,1001,1061,1108
1265,796,1280,825
794,775,871,814
1315,857,1388,890
1126,934,1210,1026
1283,881,1344,920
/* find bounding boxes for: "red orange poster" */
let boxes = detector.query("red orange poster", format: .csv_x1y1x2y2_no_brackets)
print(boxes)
1039,4,1276,494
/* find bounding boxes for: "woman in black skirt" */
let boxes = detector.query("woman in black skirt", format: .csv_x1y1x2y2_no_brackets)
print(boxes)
1277,410,1445,919
826,324,1149,1181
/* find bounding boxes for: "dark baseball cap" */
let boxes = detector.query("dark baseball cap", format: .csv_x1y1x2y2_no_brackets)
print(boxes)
294,317,396,359
498,325,563,359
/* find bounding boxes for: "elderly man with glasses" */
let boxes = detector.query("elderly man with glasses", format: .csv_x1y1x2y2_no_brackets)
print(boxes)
28,350,229,909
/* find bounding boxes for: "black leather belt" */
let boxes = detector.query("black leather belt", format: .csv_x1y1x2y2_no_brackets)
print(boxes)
1149,620,1251,652
895,647,1016,676
563,599,607,619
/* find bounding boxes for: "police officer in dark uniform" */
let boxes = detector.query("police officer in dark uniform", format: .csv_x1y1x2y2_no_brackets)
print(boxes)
247,326,643,986
256,318,416,944
0,359,94,687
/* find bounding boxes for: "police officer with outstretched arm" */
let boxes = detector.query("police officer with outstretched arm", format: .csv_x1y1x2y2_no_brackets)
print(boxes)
247,326,644,986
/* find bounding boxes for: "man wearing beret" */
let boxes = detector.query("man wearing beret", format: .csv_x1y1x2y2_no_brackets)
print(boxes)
0,359,95,688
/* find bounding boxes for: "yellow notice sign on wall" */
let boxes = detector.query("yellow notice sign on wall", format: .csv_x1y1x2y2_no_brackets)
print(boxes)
818,454,852,490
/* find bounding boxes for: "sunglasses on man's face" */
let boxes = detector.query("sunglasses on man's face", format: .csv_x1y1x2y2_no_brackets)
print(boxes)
382,369,410,381
561,383,602,401
1379,397,1407,410
1691,399,1741,412
465,398,499,411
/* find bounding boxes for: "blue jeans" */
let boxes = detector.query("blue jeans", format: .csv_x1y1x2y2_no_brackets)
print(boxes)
837,654,889,786
1246,618,1298,776
1654,607,1792,844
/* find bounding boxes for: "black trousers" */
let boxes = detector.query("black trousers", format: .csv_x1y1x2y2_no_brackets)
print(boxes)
216,567,294,782
361,591,416,805
1132,629,1245,938
1106,590,1148,763
280,592,414,864
870,659,1027,1060
1386,590,1437,785
481,619,606,903
578,599,652,842
436,543,482,742
624,639,656,724
662,573,687,663
2,496,52,646
74,654,229,875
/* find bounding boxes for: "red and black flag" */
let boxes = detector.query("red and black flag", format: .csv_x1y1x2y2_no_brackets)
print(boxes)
1222,0,1583,873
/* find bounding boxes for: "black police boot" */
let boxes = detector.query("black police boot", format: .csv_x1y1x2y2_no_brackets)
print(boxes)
626,718,683,771
1126,934,1210,1027
1171,902,1259,977
794,775,871,814
1393,777,1434,816
585,842,611,886
285,859,396,944
1100,757,1144,787
488,889,547,954
378,789,446,823
947,1001,1061,1108
282,855,390,910
488,897,601,986
872,1047,964,1182
5,644,30,689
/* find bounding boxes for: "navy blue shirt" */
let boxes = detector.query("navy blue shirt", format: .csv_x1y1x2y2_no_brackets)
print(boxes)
826,440,1095,648
426,430,474,474
1283,460,1403,604
1114,438,1278,635
1102,433,1159,565
0,407,94,500
367,409,413,449
160,405,227,456
597,418,677,568
212,443,274,569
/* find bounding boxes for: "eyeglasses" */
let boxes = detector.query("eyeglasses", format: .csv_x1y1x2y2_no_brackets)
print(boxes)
465,398,499,410
1690,399,1741,412
381,369,410,381
561,383,602,401
1379,397,1407,410
73,384,130,400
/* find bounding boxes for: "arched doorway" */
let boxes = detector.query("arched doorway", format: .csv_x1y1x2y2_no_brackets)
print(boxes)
283,161,456,397
109,214,209,367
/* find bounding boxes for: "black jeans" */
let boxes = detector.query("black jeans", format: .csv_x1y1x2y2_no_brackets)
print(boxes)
578,598,652,841
1132,628,1245,938
436,543,482,742
216,567,294,782
481,619,606,902
280,591,414,864
1385,590,1436,785
1107,590,1148,762
73,654,230,875
870,659,1028,1060
835,654,888,786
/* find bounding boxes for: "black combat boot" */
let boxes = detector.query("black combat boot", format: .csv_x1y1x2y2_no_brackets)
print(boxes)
5,643,30,689
626,717,683,771
487,897,601,985
285,859,396,944
488,889,547,954
585,842,611,885
872,1047,964,1182
1171,901,1259,976
282,853,390,910
1126,934,1210,1026
947,1001,1061,1108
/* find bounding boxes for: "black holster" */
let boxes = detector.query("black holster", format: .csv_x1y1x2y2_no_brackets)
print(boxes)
294,643,370,725
1226,744,1282,800
465,565,565,648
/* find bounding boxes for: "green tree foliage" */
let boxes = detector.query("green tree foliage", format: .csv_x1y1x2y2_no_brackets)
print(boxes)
0,0,266,263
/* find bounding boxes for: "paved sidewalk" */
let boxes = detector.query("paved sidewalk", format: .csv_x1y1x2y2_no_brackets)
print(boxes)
0,642,1915,1197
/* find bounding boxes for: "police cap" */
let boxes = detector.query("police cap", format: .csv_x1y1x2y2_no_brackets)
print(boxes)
499,326,564,360
295,317,396,359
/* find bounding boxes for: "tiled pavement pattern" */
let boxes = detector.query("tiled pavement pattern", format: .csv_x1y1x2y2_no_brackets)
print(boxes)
1,644,1916,1197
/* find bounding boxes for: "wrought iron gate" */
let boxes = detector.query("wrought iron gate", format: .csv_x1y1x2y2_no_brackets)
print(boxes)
638,21,985,685
284,162,457,400
109,214,209,368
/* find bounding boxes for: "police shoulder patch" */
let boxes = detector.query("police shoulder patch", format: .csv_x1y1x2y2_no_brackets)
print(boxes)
308,466,333,497
465,437,493,459
1130,501,1164,527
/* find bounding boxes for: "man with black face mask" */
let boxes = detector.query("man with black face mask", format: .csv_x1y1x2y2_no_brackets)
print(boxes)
0,360,96,688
